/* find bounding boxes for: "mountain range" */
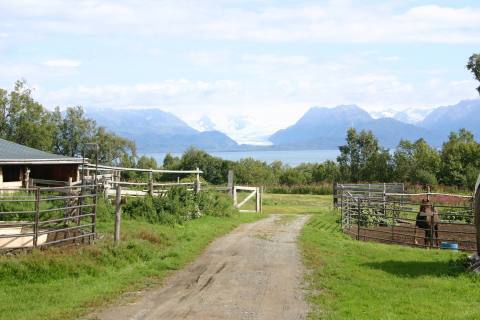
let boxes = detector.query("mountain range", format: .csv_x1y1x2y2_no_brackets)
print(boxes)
87,99,480,152
86,109,238,152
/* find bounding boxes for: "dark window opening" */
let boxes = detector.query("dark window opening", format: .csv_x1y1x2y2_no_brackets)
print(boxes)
1,166,22,182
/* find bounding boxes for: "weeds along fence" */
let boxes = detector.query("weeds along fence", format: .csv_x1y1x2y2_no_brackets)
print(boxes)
338,184,476,251
0,184,98,250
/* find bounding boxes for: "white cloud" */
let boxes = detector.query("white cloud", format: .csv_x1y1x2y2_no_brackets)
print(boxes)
242,54,309,65
37,80,240,108
1,1,479,44
42,59,80,68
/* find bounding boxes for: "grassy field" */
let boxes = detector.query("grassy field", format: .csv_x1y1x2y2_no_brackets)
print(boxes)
263,193,331,214
298,204,480,319
0,212,264,320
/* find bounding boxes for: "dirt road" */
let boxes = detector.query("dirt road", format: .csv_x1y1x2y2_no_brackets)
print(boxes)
91,214,309,320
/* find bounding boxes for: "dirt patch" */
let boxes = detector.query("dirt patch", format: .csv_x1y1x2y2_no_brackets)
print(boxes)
89,214,310,320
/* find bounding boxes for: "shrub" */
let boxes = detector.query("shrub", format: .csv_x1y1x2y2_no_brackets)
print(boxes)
267,183,332,195
122,187,237,225
197,191,237,217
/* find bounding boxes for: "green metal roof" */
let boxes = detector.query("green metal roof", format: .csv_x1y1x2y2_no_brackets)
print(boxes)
0,138,82,164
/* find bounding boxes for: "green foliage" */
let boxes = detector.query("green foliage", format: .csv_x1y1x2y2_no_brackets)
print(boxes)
0,80,56,151
439,129,480,188
166,148,231,184
122,187,237,225
137,155,158,170
279,168,307,186
267,184,332,195
96,197,115,222
467,53,480,94
53,106,96,157
196,191,237,217
93,127,136,165
234,158,278,185
337,128,392,182
163,153,181,168
393,138,441,185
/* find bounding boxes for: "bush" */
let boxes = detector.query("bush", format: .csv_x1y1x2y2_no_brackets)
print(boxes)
412,169,438,186
197,191,237,217
279,168,307,186
122,187,237,225
267,183,332,195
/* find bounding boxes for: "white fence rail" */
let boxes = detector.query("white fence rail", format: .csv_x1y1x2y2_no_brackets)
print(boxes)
233,186,262,213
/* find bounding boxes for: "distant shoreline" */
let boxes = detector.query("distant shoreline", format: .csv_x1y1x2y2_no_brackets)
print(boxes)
144,149,340,167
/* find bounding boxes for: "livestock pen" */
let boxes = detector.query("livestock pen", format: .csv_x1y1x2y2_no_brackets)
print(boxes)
337,183,476,251
0,183,98,250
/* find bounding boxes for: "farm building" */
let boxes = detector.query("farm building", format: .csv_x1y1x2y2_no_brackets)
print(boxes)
0,138,82,188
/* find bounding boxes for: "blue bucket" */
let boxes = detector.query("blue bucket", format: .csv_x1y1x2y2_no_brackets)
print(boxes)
440,242,459,251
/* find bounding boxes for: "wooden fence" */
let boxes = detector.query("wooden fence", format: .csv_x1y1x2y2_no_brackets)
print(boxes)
82,164,202,197
339,184,476,251
0,183,98,250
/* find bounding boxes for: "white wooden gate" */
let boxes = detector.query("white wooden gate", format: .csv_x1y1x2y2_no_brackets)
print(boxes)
233,186,262,213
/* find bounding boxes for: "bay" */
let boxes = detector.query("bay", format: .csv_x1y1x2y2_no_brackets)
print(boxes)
145,149,340,167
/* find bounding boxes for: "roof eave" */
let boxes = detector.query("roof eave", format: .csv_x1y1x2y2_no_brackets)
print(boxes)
0,159,83,165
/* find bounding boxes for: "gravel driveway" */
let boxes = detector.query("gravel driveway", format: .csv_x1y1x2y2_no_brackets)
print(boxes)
91,214,309,320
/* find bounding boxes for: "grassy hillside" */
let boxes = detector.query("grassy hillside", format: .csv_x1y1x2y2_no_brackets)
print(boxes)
0,212,264,320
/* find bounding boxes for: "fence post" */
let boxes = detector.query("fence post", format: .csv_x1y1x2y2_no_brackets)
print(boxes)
260,186,263,213
233,186,238,208
333,181,337,209
391,201,395,241
357,198,361,241
227,170,234,198
256,187,261,213
114,185,122,244
33,187,40,248
382,183,386,216
340,191,344,228
91,183,97,244
195,167,201,194
148,170,154,196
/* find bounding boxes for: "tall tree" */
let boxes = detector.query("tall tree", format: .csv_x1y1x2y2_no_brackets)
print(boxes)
337,128,392,182
0,80,56,151
54,106,96,157
467,53,480,95
393,138,440,185
440,129,480,188
91,127,137,165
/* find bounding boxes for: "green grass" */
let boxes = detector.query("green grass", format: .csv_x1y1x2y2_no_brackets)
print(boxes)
263,193,332,214
0,213,264,320
300,208,480,320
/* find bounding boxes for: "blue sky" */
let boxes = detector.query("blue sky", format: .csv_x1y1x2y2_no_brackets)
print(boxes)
1,0,480,144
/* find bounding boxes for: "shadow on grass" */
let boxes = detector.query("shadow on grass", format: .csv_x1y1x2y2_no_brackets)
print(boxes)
363,259,467,278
